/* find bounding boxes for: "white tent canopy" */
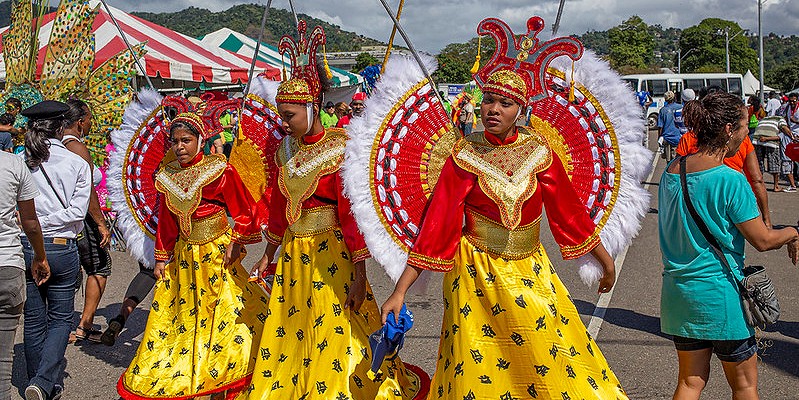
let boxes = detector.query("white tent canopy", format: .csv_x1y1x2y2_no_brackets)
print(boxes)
743,70,776,96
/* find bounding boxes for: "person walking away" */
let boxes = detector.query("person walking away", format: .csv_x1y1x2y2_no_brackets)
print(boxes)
765,91,782,117
60,99,112,343
657,90,683,160
219,109,235,158
20,101,91,400
747,95,766,138
99,262,156,346
0,151,49,400
320,101,339,128
753,116,792,192
779,93,799,192
457,92,475,136
659,92,799,400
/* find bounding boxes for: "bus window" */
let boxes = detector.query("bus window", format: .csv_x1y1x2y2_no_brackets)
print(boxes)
669,81,683,94
728,78,742,96
622,78,639,91
684,79,704,91
706,78,728,92
644,79,668,96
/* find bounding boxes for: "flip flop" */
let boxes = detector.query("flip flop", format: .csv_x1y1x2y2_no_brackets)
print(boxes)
75,326,102,343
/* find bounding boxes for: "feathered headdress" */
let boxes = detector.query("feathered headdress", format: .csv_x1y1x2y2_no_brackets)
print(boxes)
276,20,326,105
473,16,583,105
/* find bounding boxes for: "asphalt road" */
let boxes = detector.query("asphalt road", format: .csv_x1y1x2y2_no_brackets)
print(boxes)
10,128,799,399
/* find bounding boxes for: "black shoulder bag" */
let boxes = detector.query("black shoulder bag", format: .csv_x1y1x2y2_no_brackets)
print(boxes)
678,156,780,328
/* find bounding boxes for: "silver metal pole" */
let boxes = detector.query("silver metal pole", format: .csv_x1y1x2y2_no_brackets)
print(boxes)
99,0,154,89
287,0,299,28
758,0,765,104
242,0,272,100
725,27,730,73
376,0,445,106
678,48,681,74
552,0,567,36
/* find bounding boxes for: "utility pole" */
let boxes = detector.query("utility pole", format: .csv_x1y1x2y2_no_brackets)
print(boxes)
724,27,730,73
678,48,694,74
758,0,765,104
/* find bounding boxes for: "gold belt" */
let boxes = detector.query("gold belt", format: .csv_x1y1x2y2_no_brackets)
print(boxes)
288,206,339,237
183,210,230,244
463,210,541,259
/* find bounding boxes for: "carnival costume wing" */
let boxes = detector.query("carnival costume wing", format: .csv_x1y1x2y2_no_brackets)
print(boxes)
229,74,284,229
344,17,652,286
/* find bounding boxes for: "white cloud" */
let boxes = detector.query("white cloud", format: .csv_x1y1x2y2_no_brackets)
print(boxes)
106,0,799,53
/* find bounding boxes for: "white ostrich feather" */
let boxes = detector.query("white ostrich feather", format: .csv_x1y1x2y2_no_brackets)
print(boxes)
249,75,280,105
343,55,437,284
550,50,654,285
107,88,163,269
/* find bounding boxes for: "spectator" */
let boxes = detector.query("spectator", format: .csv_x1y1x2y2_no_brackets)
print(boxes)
19,101,91,400
61,99,112,343
0,98,24,152
747,95,766,137
336,92,366,128
0,151,49,399
753,116,791,192
334,101,349,121
439,90,452,116
779,92,799,192
457,92,475,136
219,109,234,158
0,113,14,152
765,91,782,117
659,92,799,400
657,90,683,159
320,101,339,128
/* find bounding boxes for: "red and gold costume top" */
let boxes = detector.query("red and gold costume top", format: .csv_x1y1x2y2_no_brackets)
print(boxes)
407,126,600,272
154,153,262,261
266,128,370,263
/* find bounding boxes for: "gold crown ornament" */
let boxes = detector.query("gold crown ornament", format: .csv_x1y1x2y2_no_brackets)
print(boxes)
482,69,529,106
276,20,327,105
276,79,315,104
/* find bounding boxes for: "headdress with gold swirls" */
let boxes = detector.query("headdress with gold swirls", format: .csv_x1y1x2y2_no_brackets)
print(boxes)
161,95,240,141
276,20,326,105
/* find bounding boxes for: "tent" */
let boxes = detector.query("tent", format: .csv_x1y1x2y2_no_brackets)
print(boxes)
201,28,363,88
743,70,776,96
0,0,281,84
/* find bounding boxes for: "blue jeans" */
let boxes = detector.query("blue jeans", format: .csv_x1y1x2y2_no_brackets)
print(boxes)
21,238,80,397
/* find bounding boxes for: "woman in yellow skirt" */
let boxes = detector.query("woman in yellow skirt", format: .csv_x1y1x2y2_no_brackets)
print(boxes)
381,68,629,399
246,21,428,400
117,110,268,399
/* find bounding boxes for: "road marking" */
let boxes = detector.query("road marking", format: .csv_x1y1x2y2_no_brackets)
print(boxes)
587,139,660,339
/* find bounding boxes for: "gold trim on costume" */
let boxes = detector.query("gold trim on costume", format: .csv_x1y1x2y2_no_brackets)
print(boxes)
155,154,228,238
561,231,602,260
452,126,552,230
287,206,339,238
406,251,455,272
463,210,541,260
277,129,347,225
350,248,371,263
154,248,173,262
184,210,230,245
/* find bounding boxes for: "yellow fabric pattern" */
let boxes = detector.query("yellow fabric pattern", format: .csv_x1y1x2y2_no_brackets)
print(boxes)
120,230,269,399
246,228,422,399
427,238,628,400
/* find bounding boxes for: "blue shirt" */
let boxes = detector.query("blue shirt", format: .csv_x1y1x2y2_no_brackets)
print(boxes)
0,132,11,151
658,102,684,146
658,164,760,340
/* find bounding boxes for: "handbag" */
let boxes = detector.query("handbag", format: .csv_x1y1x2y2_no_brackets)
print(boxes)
678,156,780,328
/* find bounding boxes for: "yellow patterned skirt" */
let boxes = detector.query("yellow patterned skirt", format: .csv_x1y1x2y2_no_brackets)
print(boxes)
427,238,628,400
245,228,427,399
118,230,269,399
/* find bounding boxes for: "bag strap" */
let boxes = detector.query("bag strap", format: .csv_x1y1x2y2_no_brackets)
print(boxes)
38,164,68,210
678,156,748,294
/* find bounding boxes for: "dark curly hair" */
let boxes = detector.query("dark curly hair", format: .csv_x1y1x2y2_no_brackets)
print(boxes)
683,92,745,153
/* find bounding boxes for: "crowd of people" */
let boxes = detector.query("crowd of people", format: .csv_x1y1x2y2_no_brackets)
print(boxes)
0,17,798,400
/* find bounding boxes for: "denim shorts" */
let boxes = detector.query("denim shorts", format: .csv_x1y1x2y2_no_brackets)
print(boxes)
672,335,758,362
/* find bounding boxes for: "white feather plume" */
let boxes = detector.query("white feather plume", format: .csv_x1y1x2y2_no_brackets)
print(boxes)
249,75,280,105
550,50,654,285
107,88,163,269
342,55,438,283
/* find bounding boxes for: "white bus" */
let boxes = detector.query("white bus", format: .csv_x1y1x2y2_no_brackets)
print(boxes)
621,73,744,128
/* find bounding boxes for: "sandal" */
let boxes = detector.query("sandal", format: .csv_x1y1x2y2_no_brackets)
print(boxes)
75,326,102,343
101,316,125,347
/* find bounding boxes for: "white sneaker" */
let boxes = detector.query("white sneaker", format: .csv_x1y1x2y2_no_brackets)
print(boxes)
24,385,45,400
785,187,797,193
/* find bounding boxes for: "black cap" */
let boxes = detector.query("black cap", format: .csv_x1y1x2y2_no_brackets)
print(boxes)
21,100,69,120
324,101,335,108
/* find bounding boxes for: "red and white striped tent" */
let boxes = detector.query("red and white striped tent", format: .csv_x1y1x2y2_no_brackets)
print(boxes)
0,0,281,84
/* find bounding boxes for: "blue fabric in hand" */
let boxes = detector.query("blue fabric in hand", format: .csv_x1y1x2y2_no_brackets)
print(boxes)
369,304,414,376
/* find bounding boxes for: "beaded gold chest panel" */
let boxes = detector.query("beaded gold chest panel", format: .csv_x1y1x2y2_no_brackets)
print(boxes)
154,154,227,238
453,127,552,229
276,129,347,225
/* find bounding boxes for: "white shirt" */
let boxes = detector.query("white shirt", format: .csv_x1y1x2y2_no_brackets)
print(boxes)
766,98,782,117
0,152,39,269
22,138,91,238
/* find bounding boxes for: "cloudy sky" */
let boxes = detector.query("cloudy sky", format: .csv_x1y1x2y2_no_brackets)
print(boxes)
107,0,799,53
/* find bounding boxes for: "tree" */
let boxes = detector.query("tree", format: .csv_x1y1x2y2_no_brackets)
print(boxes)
351,52,379,73
608,16,654,70
765,56,799,91
433,54,471,83
679,18,757,74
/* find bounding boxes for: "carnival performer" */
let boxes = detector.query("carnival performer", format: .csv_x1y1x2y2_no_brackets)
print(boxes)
380,68,629,399
247,21,425,399
117,109,268,399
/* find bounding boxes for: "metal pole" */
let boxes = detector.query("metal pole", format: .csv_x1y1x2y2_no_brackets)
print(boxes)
552,0,567,36
287,0,299,28
758,0,765,104
381,0,405,74
725,27,730,73
376,0,445,106
99,0,154,89
242,0,272,100
678,48,681,74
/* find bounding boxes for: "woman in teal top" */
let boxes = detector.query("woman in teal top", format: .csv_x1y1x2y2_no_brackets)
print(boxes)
658,91,799,400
